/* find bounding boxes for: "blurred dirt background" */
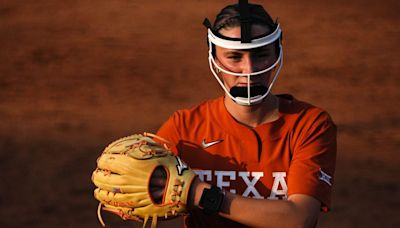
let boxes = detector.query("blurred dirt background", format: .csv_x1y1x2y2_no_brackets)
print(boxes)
0,0,399,227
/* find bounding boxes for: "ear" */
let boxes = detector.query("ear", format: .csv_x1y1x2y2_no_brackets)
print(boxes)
213,58,222,73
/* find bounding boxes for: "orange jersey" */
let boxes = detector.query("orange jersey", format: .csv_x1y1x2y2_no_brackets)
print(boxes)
157,94,336,227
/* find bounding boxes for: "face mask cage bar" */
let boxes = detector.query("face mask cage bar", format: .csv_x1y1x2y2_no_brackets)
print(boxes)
206,24,284,106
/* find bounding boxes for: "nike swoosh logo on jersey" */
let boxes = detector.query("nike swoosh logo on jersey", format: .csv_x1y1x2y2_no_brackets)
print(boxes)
201,139,223,149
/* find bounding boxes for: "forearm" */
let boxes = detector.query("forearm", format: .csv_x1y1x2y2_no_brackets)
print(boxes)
220,192,316,228
190,179,320,228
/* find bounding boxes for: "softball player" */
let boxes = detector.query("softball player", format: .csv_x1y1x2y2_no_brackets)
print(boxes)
156,1,337,227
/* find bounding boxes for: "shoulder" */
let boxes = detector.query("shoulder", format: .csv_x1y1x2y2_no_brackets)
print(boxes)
157,97,223,150
277,94,337,151
157,97,222,137
278,94,335,126
168,97,222,126
277,94,336,144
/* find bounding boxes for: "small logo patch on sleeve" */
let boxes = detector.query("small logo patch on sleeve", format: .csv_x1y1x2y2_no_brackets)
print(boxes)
318,168,332,186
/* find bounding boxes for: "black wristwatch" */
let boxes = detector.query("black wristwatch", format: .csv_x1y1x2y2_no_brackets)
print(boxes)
199,185,225,215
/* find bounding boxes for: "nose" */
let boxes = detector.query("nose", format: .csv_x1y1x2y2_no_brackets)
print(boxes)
241,55,256,74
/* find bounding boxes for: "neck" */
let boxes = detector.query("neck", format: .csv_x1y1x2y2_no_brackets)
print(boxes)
224,94,279,128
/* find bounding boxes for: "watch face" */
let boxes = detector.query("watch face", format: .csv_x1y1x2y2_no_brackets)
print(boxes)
199,186,224,215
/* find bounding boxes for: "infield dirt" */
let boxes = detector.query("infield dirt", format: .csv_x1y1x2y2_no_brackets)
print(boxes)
0,0,399,227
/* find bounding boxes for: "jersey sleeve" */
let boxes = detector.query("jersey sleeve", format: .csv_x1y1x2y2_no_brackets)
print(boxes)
156,112,181,156
287,110,337,212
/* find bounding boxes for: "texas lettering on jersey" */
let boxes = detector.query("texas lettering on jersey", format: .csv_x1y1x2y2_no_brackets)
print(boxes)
194,169,288,200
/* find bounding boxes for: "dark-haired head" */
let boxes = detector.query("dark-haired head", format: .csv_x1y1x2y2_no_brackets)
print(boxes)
210,2,280,56
213,3,277,36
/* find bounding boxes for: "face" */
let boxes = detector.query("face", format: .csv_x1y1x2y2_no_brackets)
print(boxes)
215,24,279,90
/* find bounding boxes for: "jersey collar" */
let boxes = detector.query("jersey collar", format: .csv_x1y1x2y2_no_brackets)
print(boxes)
210,96,284,142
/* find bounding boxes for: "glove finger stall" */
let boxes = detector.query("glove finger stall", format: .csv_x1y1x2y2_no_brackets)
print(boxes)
94,188,151,208
97,154,154,175
92,169,147,191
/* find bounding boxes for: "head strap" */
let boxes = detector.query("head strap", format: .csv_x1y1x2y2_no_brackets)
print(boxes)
239,0,251,43
203,18,212,29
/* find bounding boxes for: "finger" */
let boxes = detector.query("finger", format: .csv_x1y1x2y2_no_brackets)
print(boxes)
150,167,167,204
152,167,167,178
150,177,166,187
150,188,165,204
150,167,167,188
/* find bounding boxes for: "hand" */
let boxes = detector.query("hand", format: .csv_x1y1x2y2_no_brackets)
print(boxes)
149,167,167,204
187,177,211,209
149,167,209,208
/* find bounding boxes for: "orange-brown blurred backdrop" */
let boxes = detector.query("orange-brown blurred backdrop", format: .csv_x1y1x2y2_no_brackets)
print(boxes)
0,0,399,227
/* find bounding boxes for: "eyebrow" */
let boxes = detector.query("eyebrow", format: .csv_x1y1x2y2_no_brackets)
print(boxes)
224,51,243,55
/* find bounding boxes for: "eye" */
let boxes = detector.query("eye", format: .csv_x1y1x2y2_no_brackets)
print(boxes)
227,54,242,61
255,52,271,58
